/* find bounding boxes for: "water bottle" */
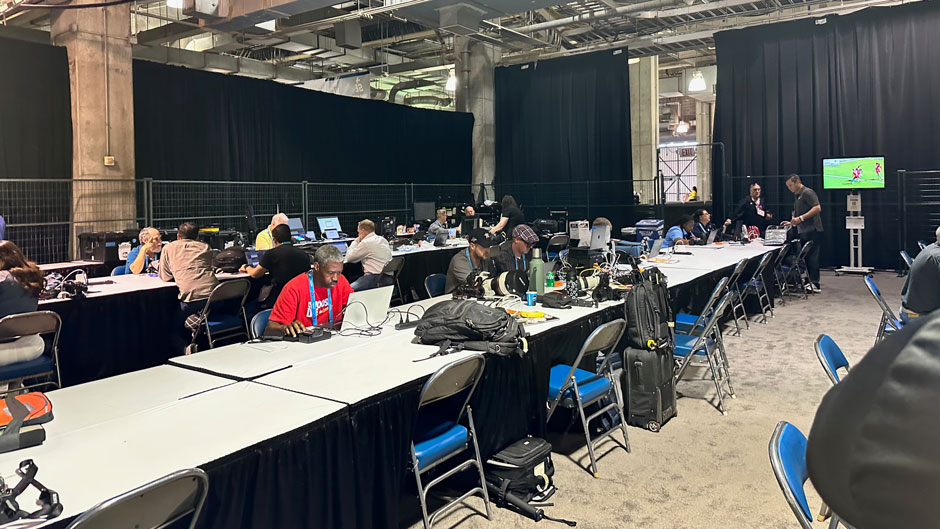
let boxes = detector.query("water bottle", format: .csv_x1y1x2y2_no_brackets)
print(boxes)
530,248,546,295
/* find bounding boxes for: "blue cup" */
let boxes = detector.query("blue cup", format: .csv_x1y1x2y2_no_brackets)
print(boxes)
526,291,537,306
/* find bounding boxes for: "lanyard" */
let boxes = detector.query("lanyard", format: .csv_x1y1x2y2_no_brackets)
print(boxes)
515,254,526,270
697,222,706,234
308,272,333,324
465,248,475,271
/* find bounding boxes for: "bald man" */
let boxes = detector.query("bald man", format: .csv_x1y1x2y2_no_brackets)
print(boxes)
256,213,289,250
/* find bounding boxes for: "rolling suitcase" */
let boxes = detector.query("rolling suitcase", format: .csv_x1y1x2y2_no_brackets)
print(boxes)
625,346,677,432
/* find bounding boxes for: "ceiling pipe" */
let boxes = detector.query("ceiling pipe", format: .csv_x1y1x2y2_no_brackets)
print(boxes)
512,0,686,33
362,29,439,48
388,79,434,103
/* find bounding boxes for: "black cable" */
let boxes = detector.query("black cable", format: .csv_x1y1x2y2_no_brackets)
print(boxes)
17,0,138,9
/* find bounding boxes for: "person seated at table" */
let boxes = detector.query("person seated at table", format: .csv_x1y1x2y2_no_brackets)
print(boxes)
239,224,311,309
457,205,477,235
728,182,773,235
345,219,392,291
0,241,45,367
490,224,539,275
691,209,731,245
663,215,695,248
899,225,940,323
255,213,289,251
266,244,353,336
159,222,218,321
428,209,450,241
123,227,162,274
445,228,494,294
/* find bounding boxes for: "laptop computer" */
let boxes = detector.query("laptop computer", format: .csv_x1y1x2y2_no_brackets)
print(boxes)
244,249,267,267
287,218,305,240
323,229,340,241
342,285,394,329
331,242,348,254
589,224,611,250
648,238,664,258
706,229,720,245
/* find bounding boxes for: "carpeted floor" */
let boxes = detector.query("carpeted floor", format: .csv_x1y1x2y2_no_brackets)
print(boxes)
409,270,906,529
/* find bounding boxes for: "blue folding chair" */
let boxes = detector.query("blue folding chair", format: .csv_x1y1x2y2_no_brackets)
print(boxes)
111,265,127,276
783,240,814,300
769,421,853,529
739,251,776,323
814,335,850,385
863,276,903,345
917,239,928,251
547,319,629,477
0,311,62,394
675,292,735,415
675,276,729,335
424,273,447,299
190,279,251,350
250,309,272,340
411,354,491,529
772,242,795,304
546,234,569,261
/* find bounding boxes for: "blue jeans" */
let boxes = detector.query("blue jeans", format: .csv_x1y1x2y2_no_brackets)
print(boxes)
350,273,382,291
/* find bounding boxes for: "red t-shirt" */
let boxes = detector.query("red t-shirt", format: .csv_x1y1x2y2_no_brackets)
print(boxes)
269,272,354,328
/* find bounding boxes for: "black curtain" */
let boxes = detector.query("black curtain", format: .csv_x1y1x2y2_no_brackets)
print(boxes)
712,2,940,269
133,61,473,186
494,50,632,214
0,36,71,180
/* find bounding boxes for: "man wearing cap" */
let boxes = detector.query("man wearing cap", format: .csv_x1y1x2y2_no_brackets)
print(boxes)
490,224,539,276
445,228,494,293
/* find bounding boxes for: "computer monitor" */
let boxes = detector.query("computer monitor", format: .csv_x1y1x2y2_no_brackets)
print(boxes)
317,216,342,234
461,216,482,235
323,229,340,241
823,156,885,189
331,242,348,254
287,218,305,239
414,201,436,222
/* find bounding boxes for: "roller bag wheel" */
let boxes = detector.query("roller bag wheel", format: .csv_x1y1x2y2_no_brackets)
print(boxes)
625,346,677,432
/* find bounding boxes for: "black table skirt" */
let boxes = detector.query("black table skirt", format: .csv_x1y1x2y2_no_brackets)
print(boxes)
345,247,462,303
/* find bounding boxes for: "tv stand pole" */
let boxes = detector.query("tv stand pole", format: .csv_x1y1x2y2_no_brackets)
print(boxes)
835,191,873,275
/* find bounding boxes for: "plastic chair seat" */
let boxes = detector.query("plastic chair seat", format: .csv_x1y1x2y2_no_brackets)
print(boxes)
0,355,55,381
207,314,243,333
674,333,715,357
413,423,468,471
548,365,611,404
675,312,703,333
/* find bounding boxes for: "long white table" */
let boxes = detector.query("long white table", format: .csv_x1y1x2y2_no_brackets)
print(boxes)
38,271,247,305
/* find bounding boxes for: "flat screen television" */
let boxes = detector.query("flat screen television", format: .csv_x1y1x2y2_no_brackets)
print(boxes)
822,156,885,189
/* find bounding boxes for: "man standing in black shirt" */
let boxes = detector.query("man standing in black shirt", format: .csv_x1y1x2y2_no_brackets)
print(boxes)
729,182,773,234
782,174,823,292
240,224,312,308
489,195,525,239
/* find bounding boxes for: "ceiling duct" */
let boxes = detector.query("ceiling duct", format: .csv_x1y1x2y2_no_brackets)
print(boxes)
438,3,485,36
404,95,453,107
388,79,435,103
334,20,362,49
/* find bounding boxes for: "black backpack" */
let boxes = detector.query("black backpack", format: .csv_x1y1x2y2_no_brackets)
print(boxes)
623,267,672,350
414,299,527,356
212,246,246,273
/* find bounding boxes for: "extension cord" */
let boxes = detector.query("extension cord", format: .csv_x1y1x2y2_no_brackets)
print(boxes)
395,320,420,330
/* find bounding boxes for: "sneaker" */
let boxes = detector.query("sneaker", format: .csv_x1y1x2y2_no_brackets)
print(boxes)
808,284,821,293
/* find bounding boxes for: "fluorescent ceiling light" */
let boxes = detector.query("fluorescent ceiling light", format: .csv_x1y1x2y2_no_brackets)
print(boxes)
628,57,640,65
688,70,707,92
445,71,456,91
255,20,277,32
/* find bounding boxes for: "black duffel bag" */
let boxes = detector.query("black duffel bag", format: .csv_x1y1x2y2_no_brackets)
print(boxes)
212,246,247,273
485,437,555,504
414,299,527,356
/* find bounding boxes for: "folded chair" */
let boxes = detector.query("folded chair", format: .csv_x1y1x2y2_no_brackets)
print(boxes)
0,311,62,394
740,251,776,323
380,256,406,305
674,293,735,415
772,242,795,304
410,354,491,529
863,276,903,345
67,468,209,529
547,319,630,478
250,309,272,339
783,241,814,299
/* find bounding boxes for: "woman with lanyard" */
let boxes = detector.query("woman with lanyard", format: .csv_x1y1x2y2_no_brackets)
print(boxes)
265,244,353,337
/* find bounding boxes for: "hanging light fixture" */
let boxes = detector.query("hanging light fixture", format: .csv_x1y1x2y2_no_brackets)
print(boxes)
166,0,182,8
445,70,456,92
688,70,707,92
676,121,689,134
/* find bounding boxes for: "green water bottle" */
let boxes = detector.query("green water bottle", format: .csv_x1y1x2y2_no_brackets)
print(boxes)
530,248,546,295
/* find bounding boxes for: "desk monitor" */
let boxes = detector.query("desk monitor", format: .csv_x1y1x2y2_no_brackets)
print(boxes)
287,218,305,238
461,216,482,236
317,216,342,234
342,285,394,329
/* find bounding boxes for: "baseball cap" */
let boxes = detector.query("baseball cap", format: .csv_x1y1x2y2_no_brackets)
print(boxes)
466,228,495,248
512,224,539,245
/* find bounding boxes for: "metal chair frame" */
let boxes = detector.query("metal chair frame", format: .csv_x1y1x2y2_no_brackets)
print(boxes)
250,309,272,340
785,241,814,300
546,319,630,477
66,468,209,529
772,242,794,304
410,354,491,529
0,311,63,394
814,334,850,385
741,251,776,323
863,276,902,345
675,293,735,415
726,259,750,335
380,256,406,305
545,234,570,263
191,279,251,349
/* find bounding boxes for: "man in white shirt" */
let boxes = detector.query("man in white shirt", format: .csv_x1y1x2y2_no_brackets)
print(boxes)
345,219,392,291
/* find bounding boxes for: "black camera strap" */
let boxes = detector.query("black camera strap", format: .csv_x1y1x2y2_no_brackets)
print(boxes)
0,459,63,524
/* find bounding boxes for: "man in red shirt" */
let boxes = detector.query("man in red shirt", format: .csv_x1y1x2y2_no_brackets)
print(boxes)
265,244,353,336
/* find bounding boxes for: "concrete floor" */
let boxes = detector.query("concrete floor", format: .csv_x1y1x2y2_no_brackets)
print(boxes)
408,270,905,529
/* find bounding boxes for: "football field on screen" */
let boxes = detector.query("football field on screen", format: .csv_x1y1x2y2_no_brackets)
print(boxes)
823,157,885,189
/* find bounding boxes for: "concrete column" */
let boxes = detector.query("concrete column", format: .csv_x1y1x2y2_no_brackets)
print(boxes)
696,101,713,202
455,36,498,202
629,56,658,205
50,1,136,258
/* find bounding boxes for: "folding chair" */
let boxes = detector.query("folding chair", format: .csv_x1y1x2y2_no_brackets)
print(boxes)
917,239,927,251
675,276,730,335
674,293,735,415
0,311,62,394
111,266,126,276
66,468,209,529
726,259,750,335
250,309,272,339
814,334,850,385
545,234,569,262
410,354,491,529
863,276,903,345
191,279,251,350
899,249,913,272
783,240,814,300
740,251,776,323
772,242,794,304
547,319,630,477
768,421,854,529
424,273,447,299
379,256,406,305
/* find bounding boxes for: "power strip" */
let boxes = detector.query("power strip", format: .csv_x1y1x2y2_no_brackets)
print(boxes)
395,320,420,330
